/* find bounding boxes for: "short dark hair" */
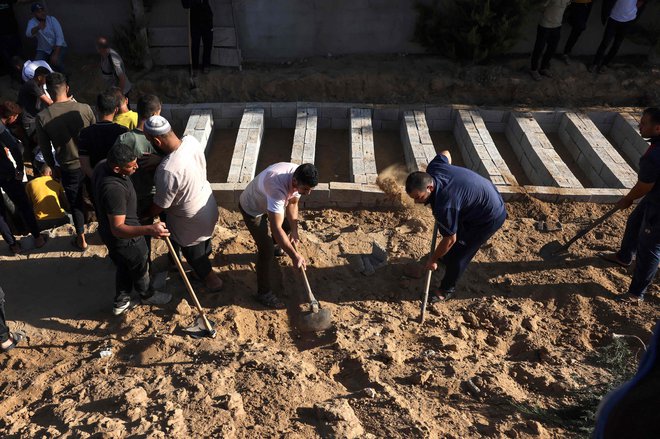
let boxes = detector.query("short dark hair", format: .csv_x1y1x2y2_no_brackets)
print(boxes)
643,107,660,126
107,142,137,167
45,72,67,95
96,90,119,116
137,94,161,121
0,101,22,118
34,66,50,78
109,86,125,102
293,163,319,187
405,171,433,193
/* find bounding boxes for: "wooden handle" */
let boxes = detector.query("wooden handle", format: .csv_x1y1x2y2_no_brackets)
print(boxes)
419,222,439,325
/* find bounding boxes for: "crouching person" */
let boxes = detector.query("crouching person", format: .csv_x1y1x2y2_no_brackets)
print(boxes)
93,142,172,315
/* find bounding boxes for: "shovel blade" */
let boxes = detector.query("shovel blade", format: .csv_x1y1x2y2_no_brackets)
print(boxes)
539,240,569,261
182,316,217,339
298,308,333,333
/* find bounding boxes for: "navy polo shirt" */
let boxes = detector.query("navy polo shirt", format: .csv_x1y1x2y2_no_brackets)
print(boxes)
425,154,505,237
639,137,660,205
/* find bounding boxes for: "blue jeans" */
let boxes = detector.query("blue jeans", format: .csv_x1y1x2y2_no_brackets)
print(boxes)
616,199,660,298
35,46,66,73
439,210,507,291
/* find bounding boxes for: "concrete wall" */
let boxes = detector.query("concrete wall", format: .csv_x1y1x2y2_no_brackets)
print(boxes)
16,0,655,60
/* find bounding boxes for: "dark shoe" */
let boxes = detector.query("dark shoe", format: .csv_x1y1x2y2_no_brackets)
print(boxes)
615,294,644,305
428,289,455,304
256,291,285,309
530,70,542,81
598,252,631,268
588,64,598,73
539,69,553,78
9,243,21,255
561,54,570,65
113,298,138,316
141,290,172,306
1,331,25,352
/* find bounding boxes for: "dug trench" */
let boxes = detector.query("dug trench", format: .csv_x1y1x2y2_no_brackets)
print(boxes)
0,197,657,438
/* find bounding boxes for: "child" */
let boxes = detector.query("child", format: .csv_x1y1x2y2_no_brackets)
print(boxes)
111,87,137,130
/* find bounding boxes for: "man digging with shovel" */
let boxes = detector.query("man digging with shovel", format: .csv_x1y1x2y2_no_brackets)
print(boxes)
599,107,660,305
406,151,507,303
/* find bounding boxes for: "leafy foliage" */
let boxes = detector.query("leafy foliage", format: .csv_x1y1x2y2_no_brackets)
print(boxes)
112,15,150,70
414,0,532,63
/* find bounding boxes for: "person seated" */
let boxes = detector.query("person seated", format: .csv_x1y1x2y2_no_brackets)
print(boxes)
25,164,70,232
111,87,137,130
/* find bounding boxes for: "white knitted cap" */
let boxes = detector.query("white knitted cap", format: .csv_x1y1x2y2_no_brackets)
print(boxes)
144,115,171,136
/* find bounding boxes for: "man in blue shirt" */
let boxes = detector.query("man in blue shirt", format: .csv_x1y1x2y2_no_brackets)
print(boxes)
405,151,506,302
25,2,66,72
600,107,660,304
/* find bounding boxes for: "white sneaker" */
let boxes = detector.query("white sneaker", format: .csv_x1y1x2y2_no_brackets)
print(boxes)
113,299,138,316
141,290,172,306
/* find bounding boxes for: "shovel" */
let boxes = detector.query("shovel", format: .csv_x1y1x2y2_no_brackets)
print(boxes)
539,206,619,261
294,244,332,332
419,222,439,325
164,236,216,338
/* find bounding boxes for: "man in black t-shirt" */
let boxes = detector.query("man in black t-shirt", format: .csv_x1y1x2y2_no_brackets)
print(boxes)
600,107,660,304
182,0,213,74
17,66,51,155
92,142,172,315
79,90,127,180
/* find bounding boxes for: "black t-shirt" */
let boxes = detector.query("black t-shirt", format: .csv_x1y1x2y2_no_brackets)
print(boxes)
639,137,660,205
78,121,128,168
0,1,18,36
92,159,140,248
17,79,46,121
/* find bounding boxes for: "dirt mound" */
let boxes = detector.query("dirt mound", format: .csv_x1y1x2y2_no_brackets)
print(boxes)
0,199,657,437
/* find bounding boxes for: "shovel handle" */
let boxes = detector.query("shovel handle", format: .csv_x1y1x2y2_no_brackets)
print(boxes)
164,236,214,334
292,242,318,306
419,222,439,325
562,206,619,250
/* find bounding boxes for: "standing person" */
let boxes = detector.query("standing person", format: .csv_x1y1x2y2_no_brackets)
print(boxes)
37,72,96,251
11,56,52,83
405,151,507,302
25,2,67,73
0,101,47,254
529,0,572,81
111,87,138,130
1,286,25,353
17,66,51,157
78,90,127,179
25,164,70,231
239,162,319,309
599,108,660,304
561,0,594,63
96,37,132,100
144,116,223,292
589,0,645,73
93,142,172,315
181,0,213,74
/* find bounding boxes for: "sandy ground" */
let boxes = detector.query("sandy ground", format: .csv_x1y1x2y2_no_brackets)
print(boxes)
0,195,657,438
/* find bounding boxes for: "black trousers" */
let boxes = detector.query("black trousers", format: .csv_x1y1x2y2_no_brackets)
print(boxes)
0,286,8,343
107,237,150,306
592,18,632,67
0,177,40,246
171,238,213,281
563,2,593,55
191,26,213,70
531,25,561,71
60,168,86,235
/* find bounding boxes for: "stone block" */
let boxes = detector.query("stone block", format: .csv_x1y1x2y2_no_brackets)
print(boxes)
329,182,363,203
211,183,235,204
304,183,329,203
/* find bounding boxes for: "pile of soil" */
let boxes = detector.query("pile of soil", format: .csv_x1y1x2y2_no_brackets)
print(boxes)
0,198,657,438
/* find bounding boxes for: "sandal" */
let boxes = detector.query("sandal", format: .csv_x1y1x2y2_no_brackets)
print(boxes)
598,252,630,268
256,291,285,309
428,289,455,304
2,331,25,352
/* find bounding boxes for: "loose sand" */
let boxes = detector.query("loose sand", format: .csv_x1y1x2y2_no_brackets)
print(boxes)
0,195,657,438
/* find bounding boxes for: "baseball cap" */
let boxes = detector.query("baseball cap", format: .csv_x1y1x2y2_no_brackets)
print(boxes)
31,3,45,12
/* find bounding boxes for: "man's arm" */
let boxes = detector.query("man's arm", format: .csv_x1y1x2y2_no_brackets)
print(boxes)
39,94,53,106
148,202,164,219
109,214,169,239
79,156,94,179
285,197,300,244
440,150,452,165
0,129,24,178
268,210,306,269
26,18,41,37
616,180,654,210
36,119,56,169
425,234,457,271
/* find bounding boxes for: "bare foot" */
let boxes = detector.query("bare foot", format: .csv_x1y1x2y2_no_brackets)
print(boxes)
73,234,88,251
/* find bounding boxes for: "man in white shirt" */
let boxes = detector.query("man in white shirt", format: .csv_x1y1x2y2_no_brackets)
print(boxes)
144,116,223,293
589,0,645,73
239,162,319,309
25,2,67,72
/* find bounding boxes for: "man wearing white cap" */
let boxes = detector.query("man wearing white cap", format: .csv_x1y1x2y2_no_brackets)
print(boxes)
144,115,223,292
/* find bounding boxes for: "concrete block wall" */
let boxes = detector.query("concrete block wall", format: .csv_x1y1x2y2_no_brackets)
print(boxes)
291,108,318,164
558,112,637,189
183,109,214,154
454,110,518,186
227,108,265,183
608,112,648,171
401,111,437,172
505,112,582,188
350,109,378,184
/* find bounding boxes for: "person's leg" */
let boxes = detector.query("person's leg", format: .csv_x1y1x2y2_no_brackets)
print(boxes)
190,26,202,71
530,25,548,72
626,204,660,299
34,50,49,61
616,201,647,264
592,18,617,68
540,27,561,72
201,27,213,70
240,204,274,295
602,20,630,67
1,179,42,240
439,213,506,294
60,168,86,246
107,246,136,311
0,286,8,344
0,197,18,249
180,239,213,281
564,3,592,55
